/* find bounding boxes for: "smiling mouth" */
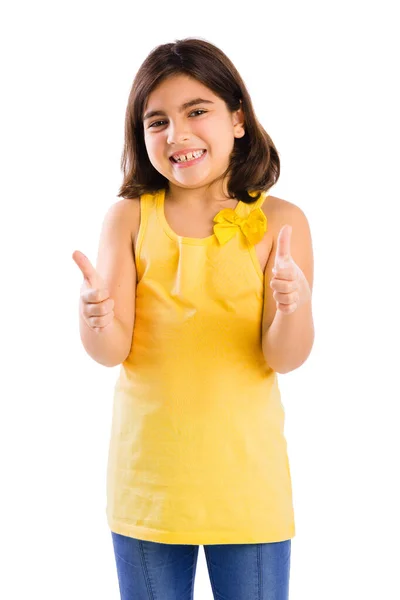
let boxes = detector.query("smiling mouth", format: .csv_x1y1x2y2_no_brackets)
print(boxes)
170,149,207,163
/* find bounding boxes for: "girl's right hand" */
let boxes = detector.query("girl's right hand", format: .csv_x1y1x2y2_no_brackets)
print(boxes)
72,250,115,333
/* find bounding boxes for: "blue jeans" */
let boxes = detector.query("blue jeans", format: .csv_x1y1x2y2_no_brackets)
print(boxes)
111,531,291,599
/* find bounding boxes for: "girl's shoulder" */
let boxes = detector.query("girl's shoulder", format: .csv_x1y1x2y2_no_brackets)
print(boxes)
262,194,310,233
262,194,298,217
106,197,141,256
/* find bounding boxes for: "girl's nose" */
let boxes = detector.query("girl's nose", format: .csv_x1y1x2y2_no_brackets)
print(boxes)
167,122,190,145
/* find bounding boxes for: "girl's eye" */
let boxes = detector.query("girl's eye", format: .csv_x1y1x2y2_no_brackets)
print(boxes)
149,109,207,129
189,109,207,118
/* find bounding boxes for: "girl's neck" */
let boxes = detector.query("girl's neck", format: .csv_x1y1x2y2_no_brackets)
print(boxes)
165,180,232,211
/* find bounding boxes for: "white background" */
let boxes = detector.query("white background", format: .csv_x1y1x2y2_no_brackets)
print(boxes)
1,0,399,598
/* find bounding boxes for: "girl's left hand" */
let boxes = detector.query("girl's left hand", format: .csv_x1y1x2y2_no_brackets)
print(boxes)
270,225,311,314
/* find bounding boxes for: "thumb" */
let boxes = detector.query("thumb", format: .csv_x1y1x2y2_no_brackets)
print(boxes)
72,250,105,290
274,225,292,269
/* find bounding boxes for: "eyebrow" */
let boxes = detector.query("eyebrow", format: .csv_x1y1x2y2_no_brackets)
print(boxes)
143,97,214,121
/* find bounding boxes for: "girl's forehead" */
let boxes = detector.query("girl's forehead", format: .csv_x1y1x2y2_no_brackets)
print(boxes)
148,75,214,101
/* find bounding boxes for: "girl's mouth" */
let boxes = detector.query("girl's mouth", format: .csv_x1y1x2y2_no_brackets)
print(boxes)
169,150,207,168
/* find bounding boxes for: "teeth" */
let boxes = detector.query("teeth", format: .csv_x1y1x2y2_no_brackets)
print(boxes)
173,150,205,162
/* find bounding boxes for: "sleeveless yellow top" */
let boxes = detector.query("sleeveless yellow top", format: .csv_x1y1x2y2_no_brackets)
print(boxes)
106,188,295,545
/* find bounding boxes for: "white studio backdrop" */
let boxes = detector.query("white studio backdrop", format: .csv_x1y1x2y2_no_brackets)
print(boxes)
1,1,399,598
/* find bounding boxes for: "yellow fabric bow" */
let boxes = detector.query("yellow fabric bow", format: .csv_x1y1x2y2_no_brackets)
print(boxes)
213,207,267,246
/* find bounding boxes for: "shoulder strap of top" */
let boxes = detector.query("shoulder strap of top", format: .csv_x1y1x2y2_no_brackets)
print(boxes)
135,191,157,260
237,190,270,217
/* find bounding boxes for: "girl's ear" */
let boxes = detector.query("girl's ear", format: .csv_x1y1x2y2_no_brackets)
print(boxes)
233,105,246,138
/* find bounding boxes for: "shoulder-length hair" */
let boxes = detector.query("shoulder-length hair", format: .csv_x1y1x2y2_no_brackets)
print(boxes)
117,37,280,204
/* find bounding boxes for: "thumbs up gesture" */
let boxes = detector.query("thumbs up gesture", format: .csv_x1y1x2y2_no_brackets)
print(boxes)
72,250,114,332
270,225,311,315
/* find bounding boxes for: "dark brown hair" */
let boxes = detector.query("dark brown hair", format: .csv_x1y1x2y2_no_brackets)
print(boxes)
117,37,280,204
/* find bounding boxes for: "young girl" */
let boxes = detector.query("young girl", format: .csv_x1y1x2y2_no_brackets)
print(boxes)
73,37,314,600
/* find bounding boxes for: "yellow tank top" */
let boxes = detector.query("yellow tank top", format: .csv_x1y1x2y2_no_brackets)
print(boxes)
106,187,295,544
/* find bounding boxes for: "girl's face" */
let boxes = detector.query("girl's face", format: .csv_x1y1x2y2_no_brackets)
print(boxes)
142,74,245,193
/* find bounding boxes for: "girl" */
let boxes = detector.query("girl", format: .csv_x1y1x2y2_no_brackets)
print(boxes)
73,37,314,600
